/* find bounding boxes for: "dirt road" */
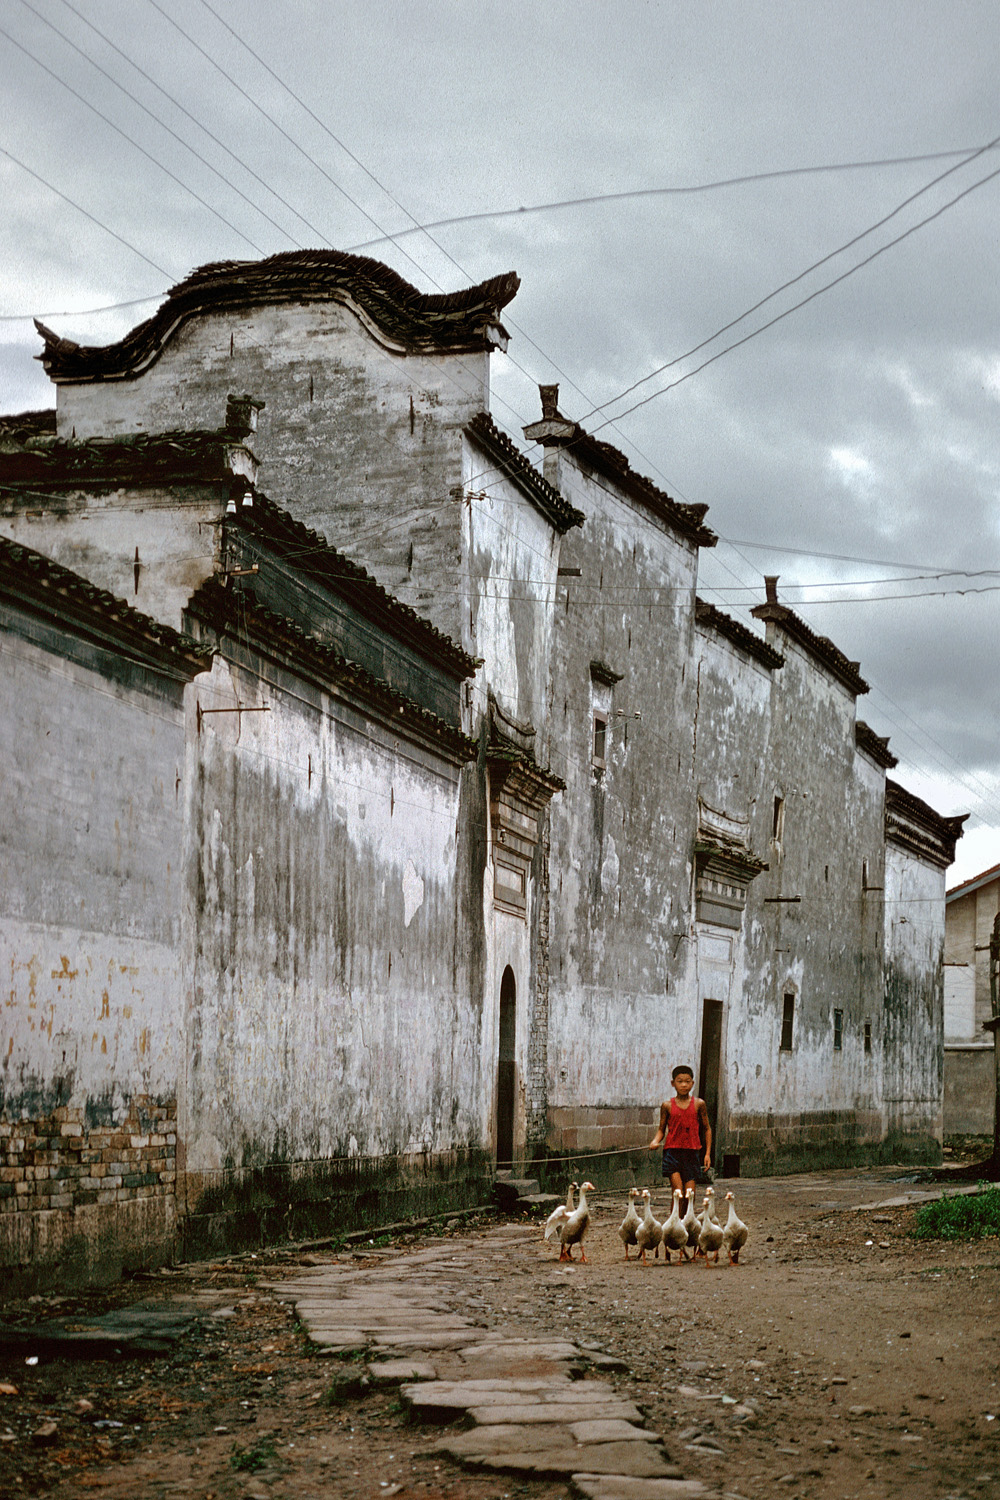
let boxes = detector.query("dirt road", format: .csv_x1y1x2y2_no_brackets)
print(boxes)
2,1163,998,1500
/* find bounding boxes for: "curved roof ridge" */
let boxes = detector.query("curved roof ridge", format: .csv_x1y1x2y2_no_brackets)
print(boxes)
36,250,520,383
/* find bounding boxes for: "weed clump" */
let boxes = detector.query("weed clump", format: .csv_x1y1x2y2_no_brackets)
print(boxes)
230,1438,277,1472
911,1185,1000,1241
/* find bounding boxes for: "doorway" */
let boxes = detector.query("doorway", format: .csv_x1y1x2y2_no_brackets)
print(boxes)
496,967,516,1169
698,998,724,1168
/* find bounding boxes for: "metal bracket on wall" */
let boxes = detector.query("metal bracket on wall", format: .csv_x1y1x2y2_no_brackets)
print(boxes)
196,699,270,742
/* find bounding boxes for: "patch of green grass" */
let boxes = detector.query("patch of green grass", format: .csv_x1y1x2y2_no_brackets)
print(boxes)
911,1185,1000,1241
229,1438,277,1472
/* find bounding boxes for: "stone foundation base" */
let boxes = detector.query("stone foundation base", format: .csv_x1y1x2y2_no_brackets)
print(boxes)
727,1108,940,1175
0,1194,176,1296
180,1147,493,1260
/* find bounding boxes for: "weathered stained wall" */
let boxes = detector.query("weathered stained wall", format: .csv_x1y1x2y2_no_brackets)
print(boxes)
0,605,188,1288
729,635,887,1172
883,837,945,1152
462,436,564,1165
0,484,223,636
691,620,775,1153
55,305,486,645
544,454,702,1154
182,650,490,1252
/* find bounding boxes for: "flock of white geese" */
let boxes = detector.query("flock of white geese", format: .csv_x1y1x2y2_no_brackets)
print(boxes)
543,1182,749,1267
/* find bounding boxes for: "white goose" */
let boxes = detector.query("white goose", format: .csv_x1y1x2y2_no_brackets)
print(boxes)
722,1189,749,1266
680,1192,700,1259
544,1181,577,1243
635,1188,663,1265
697,1187,725,1267
559,1181,594,1262
661,1187,690,1264
618,1187,642,1259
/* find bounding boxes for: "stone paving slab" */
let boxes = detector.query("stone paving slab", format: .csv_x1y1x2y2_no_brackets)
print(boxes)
467,1401,645,1426
370,1330,484,1349
446,1438,679,1480
367,1359,438,1385
572,1478,712,1500
282,1236,686,1492
569,1419,660,1443
460,1339,583,1362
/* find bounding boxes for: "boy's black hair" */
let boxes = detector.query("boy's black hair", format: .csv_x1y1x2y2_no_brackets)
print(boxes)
671,1064,694,1081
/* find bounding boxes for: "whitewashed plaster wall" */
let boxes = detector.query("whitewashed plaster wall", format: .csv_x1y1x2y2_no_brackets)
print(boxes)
734,631,886,1160
462,432,562,751
944,964,976,1040
691,622,775,1140
0,485,224,636
884,838,946,1144
461,435,562,1162
0,614,188,1118
544,456,703,1123
53,304,490,646
184,653,483,1181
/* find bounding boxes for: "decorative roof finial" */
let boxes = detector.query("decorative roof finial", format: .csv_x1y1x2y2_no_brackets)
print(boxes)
539,384,560,420
764,575,779,605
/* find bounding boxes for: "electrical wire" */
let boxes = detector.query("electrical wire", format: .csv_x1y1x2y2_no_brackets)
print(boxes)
346,143,1000,252
580,133,1000,425
586,154,1000,435
52,0,330,247
16,0,302,251
0,143,177,280
0,22,269,255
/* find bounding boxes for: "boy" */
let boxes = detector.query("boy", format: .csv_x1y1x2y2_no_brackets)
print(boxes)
648,1065,712,1210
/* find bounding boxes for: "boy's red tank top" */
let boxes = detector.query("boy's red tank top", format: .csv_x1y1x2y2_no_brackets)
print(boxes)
665,1098,702,1150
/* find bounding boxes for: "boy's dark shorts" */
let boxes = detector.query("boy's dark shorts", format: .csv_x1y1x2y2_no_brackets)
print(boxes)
662,1147,703,1183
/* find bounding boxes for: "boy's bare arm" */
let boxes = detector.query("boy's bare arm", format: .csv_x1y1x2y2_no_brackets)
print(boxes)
648,1100,670,1149
698,1098,712,1167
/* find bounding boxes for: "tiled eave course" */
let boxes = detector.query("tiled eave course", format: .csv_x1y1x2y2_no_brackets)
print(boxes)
231,495,478,682
523,409,716,548
0,408,57,448
855,719,898,769
0,535,214,681
886,778,967,870
751,601,868,697
947,861,1000,902
35,250,521,382
187,577,478,765
0,429,253,493
695,598,783,669
465,413,584,534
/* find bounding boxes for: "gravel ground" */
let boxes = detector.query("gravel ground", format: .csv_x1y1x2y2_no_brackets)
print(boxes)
1,1161,999,1500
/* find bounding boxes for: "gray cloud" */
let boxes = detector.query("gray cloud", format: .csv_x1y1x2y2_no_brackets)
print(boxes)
2,0,997,877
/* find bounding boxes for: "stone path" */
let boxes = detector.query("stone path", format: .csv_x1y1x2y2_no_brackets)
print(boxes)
271,1225,717,1500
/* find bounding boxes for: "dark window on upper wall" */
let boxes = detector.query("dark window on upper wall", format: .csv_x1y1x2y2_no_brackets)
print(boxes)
592,712,608,768
772,796,785,842
833,1009,844,1051
780,993,795,1051
864,1020,872,1055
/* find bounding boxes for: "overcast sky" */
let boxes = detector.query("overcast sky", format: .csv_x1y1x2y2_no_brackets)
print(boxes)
2,0,998,883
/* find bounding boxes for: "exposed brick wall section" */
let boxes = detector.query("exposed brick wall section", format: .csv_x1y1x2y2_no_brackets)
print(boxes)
0,1097,176,1216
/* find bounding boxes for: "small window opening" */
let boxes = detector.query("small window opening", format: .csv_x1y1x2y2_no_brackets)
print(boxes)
863,1020,872,1055
592,712,608,768
780,993,795,1052
833,1008,844,1051
772,795,785,842
862,858,869,890
824,865,829,883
